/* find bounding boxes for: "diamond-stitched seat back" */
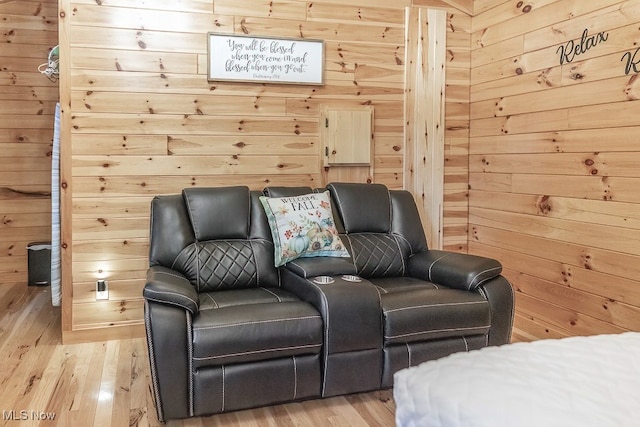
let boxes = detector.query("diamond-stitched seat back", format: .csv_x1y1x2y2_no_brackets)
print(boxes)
150,187,279,292
173,240,272,292
326,182,428,278
343,233,408,278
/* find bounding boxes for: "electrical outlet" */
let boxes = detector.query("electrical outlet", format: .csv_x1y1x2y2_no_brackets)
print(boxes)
96,279,109,300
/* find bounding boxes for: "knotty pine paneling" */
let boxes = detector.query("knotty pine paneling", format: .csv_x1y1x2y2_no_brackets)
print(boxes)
0,0,58,286
442,9,472,252
470,0,640,340
56,0,472,342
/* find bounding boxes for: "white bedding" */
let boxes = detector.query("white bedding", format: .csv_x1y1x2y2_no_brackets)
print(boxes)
394,333,640,427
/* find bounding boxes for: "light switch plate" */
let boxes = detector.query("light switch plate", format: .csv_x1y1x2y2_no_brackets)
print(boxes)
96,280,109,300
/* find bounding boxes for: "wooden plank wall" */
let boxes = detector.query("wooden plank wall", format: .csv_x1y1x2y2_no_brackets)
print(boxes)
470,0,640,341
0,1,59,286
57,0,472,342
426,2,473,252
405,8,448,250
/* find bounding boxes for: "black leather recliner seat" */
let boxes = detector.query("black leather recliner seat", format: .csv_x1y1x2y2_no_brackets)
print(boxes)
323,183,513,387
144,183,514,421
144,187,323,421
277,183,513,393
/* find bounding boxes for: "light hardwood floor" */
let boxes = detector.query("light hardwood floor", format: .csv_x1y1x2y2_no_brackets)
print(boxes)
0,283,396,426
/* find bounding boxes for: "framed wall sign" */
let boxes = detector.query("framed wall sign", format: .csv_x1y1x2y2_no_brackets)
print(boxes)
207,33,325,85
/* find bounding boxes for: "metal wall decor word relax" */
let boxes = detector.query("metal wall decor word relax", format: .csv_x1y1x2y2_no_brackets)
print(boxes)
556,28,608,65
207,33,325,85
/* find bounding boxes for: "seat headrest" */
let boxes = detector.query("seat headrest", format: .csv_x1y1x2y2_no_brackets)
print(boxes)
182,186,250,241
327,182,391,233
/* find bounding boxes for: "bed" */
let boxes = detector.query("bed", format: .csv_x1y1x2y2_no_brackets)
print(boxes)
393,332,640,427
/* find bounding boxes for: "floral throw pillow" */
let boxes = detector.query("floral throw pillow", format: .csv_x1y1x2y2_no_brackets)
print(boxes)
259,191,350,267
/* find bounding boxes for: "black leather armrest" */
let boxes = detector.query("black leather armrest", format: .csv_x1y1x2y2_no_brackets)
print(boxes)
479,276,514,346
143,265,199,314
407,250,502,291
285,257,357,278
280,268,383,395
280,268,380,354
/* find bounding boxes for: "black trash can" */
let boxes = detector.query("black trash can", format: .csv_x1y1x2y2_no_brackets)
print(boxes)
27,241,51,286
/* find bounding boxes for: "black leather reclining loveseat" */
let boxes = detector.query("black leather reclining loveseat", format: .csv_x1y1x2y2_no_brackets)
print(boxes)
143,182,514,421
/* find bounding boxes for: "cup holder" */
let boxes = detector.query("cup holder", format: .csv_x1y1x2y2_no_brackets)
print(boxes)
341,274,362,282
312,275,335,285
